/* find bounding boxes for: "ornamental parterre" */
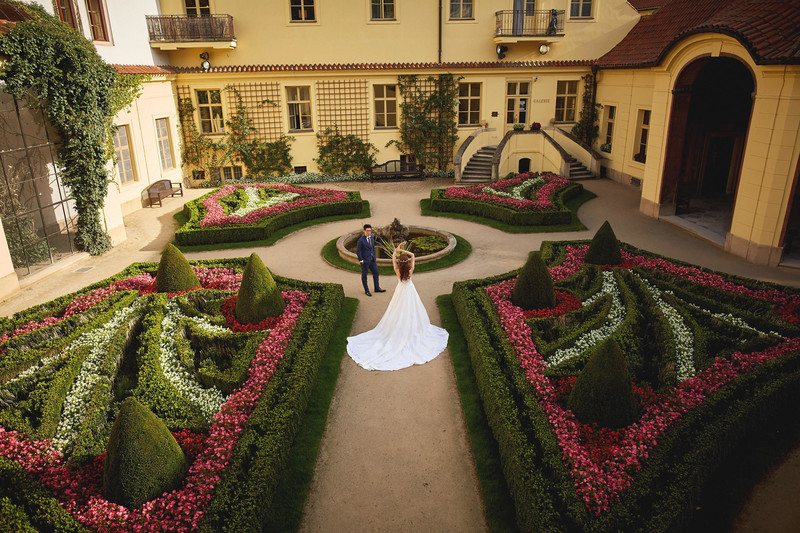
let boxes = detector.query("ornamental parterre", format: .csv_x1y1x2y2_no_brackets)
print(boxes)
199,183,347,227
0,261,343,531
444,172,570,211
454,241,800,529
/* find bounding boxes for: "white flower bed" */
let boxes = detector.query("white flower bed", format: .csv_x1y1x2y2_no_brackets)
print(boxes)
635,274,696,381
51,301,143,452
547,271,625,368
229,188,299,218
482,176,544,201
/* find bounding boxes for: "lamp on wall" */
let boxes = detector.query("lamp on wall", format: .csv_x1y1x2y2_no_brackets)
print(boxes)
496,44,508,60
539,44,550,55
200,52,210,71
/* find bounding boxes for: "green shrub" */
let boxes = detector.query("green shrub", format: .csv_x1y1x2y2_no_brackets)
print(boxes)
0,497,36,532
155,244,200,293
585,220,622,265
567,337,639,428
511,252,556,310
102,397,188,509
235,253,285,324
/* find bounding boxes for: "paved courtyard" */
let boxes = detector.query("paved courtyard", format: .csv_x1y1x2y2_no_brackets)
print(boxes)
1,177,798,531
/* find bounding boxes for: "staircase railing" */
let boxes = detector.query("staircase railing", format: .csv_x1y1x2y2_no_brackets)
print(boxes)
546,126,603,176
491,130,564,180
454,127,495,183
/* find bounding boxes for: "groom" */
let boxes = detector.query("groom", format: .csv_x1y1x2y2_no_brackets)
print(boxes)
356,224,385,296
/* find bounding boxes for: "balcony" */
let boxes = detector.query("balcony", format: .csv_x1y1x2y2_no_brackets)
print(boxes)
494,9,565,44
146,15,237,50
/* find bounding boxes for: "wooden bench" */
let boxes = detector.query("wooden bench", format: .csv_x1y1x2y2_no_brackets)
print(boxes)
145,179,183,207
369,160,425,183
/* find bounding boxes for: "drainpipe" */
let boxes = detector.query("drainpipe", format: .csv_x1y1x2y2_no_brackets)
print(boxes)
438,0,442,63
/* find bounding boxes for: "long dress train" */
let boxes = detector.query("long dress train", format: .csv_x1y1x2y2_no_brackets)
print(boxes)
346,279,449,371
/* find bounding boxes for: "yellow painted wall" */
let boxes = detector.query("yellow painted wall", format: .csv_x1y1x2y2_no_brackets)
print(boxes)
156,0,638,67
111,78,183,215
0,217,20,302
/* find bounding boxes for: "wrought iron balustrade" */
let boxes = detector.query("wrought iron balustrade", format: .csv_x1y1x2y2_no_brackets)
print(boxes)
495,9,564,37
146,14,235,42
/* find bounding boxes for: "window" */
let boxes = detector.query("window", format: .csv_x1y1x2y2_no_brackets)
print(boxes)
185,0,210,16
56,0,79,30
371,0,395,20
219,166,243,181
525,0,536,12
458,83,481,126
287,86,313,130
113,126,136,185
601,105,615,152
196,90,225,134
85,0,109,41
290,0,316,21
506,82,530,125
449,0,473,19
374,85,398,128
555,80,578,122
570,0,592,18
155,118,175,171
634,109,651,163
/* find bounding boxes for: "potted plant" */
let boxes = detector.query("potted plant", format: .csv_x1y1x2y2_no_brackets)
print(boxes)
512,123,525,131
633,152,646,163
600,143,612,153
530,122,541,131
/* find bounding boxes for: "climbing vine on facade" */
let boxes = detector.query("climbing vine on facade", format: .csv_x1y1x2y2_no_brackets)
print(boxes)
315,127,377,175
0,1,141,255
571,73,601,146
390,74,461,172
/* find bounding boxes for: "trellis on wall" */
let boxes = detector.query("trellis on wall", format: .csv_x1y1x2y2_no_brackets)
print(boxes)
315,79,370,141
225,82,284,142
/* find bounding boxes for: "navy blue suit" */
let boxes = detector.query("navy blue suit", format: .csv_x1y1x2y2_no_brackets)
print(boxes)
356,234,381,292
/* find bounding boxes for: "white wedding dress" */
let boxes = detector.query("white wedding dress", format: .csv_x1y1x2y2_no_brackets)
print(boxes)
347,278,449,371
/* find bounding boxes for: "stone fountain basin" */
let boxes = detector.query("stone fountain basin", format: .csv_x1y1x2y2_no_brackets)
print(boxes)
336,226,457,265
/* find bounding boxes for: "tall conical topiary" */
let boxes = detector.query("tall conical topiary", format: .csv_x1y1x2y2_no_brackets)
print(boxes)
567,337,639,428
511,251,556,310
235,252,285,324
585,220,623,265
155,243,200,293
103,397,188,509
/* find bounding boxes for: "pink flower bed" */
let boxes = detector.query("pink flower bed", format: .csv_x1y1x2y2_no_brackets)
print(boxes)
0,268,309,531
444,172,570,211
199,183,347,227
486,246,800,514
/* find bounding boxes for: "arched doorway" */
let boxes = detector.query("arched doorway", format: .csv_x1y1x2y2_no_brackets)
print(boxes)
660,56,754,239
518,157,531,173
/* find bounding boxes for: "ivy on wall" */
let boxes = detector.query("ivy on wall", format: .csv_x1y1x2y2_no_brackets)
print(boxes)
390,74,461,172
0,1,143,255
571,73,601,146
315,127,377,175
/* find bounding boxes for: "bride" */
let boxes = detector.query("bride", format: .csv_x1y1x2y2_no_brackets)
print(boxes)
346,241,449,371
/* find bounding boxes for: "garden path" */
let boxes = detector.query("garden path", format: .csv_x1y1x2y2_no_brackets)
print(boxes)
1,178,798,531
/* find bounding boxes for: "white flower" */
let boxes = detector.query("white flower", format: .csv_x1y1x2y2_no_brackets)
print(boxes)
229,188,300,217
482,176,544,200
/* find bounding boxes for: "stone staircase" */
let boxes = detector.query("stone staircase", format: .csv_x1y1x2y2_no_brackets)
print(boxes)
460,145,496,183
567,155,595,180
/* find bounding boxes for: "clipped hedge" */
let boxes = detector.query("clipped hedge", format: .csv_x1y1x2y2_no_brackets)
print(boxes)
451,240,800,532
176,190,363,246
428,183,583,226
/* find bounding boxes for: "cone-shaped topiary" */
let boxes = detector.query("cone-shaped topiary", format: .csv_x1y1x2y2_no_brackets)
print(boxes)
155,243,200,293
567,337,639,428
235,252,285,324
102,397,188,509
511,251,556,310
585,220,623,265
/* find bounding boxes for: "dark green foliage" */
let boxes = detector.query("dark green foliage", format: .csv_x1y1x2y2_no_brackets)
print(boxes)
512,252,556,310
0,3,140,255
567,338,639,428
102,397,188,509
155,244,200,293
585,220,622,265
235,253,285,324
315,127,377,174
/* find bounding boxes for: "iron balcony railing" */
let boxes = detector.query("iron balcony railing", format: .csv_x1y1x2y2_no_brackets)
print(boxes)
495,9,564,37
146,14,235,42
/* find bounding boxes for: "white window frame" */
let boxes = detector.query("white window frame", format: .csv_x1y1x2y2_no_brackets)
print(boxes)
505,81,530,126
569,0,593,19
603,105,616,149
113,125,137,186
449,0,474,20
555,80,579,123
370,0,396,20
633,109,651,164
155,117,176,171
458,82,481,127
374,84,398,128
286,86,313,131
185,0,210,16
196,89,225,135
290,0,316,22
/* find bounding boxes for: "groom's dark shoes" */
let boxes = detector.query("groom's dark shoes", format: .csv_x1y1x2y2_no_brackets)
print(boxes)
375,288,386,293
365,290,372,296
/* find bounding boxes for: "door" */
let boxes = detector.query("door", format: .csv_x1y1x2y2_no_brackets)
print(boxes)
506,81,530,131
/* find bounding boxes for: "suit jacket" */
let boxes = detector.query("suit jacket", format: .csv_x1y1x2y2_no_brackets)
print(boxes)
356,234,376,263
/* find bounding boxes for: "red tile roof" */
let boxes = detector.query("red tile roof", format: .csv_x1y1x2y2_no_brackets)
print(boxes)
113,64,177,75
169,60,593,74
626,0,663,10
600,0,800,68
